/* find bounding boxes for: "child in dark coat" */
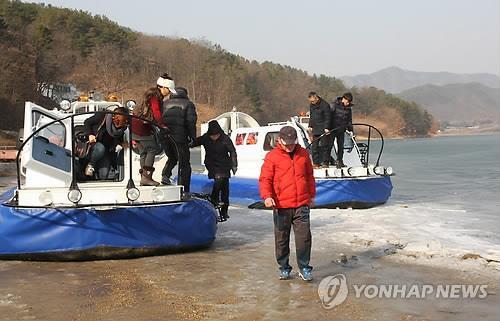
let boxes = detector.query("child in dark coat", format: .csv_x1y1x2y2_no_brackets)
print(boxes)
191,120,237,221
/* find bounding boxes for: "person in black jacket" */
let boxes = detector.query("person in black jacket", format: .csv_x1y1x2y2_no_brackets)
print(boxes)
191,120,237,222
83,107,129,179
329,92,354,168
161,86,198,192
307,92,331,167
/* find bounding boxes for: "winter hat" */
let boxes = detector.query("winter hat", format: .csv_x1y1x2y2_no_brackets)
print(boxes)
174,87,188,98
279,126,298,145
157,76,177,95
207,120,223,135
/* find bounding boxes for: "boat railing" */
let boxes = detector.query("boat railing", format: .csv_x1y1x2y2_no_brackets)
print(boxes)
305,123,385,167
71,101,122,114
267,121,290,126
14,111,180,204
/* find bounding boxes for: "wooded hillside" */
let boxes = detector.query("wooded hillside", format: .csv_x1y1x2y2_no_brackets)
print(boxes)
0,0,435,137
398,82,500,126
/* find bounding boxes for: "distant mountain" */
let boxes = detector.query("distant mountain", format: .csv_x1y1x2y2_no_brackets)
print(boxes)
398,83,500,124
342,66,500,93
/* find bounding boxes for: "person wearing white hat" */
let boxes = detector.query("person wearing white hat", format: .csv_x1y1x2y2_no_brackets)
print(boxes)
130,73,177,186
156,74,177,96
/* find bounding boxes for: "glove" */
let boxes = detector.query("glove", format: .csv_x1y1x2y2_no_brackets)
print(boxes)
346,130,355,138
232,166,237,175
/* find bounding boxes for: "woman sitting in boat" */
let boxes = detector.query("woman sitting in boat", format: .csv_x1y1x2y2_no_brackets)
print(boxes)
83,107,129,179
130,78,171,186
191,120,237,222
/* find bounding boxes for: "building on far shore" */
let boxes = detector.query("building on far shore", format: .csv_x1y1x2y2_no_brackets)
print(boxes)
38,83,78,103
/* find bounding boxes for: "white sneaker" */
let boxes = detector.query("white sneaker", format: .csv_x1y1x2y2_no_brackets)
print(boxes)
85,164,95,176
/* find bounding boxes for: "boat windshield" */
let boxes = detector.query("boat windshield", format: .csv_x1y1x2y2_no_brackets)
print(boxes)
32,111,66,147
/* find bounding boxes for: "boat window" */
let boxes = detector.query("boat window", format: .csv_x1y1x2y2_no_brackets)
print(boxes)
246,132,258,145
235,133,246,145
75,106,88,114
263,132,280,151
31,111,66,147
299,116,310,124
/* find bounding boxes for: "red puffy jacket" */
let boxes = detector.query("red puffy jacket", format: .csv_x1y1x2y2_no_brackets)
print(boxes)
259,144,316,208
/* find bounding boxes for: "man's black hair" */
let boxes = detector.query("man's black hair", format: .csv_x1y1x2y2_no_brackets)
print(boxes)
308,91,318,98
113,107,129,115
177,86,188,96
342,92,353,102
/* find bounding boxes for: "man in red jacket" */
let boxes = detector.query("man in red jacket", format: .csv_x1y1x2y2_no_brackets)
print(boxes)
259,126,316,281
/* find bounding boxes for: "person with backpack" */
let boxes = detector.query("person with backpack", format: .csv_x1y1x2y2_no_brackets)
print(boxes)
191,120,237,222
161,86,197,192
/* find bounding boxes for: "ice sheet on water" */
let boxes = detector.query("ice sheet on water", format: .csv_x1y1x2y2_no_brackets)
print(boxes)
310,201,500,271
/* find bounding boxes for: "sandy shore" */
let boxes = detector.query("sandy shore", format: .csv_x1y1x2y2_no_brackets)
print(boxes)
0,204,498,321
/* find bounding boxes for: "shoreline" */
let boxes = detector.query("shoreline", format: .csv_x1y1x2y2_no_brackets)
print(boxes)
339,130,499,141
1,129,499,145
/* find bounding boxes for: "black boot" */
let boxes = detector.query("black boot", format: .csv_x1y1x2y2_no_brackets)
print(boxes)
219,203,229,222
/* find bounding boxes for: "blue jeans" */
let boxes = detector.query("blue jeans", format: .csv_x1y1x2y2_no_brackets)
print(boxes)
88,142,112,179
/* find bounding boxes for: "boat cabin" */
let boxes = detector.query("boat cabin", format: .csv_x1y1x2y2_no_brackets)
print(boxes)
15,100,181,207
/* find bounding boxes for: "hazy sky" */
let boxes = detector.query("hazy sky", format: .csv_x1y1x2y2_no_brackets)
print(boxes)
25,0,500,77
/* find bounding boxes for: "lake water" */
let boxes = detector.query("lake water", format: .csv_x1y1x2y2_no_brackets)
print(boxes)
384,135,499,231
356,134,500,260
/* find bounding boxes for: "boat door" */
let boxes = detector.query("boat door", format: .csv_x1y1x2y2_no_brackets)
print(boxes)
20,102,73,188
